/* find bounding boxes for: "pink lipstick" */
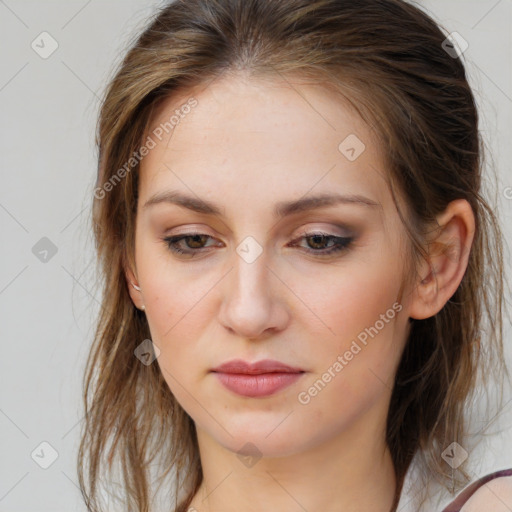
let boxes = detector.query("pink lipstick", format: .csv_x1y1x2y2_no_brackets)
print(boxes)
211,359,305,398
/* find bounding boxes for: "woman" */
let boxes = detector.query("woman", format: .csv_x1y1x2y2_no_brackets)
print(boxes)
79,1,512,510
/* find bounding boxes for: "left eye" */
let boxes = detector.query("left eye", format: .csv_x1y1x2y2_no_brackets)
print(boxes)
289,232,353,255
162,232,353,257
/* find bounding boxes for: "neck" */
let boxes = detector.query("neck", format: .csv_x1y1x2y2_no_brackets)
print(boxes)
187,400,397,512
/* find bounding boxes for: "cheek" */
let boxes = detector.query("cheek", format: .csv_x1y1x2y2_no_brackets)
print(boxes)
136,248,215,367
138,239,207,328
142,269,214,413
293,254,404,350
293,255,405,402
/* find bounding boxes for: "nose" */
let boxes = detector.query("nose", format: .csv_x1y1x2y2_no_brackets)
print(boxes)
218,246,290,340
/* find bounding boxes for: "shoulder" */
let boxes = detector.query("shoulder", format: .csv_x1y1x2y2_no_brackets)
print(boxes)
460,474,512,512
442,469,512,512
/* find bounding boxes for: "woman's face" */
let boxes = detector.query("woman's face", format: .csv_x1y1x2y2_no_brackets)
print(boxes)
127,73,415,458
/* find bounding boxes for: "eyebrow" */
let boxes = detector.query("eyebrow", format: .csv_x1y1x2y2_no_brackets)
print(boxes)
142,190,382,217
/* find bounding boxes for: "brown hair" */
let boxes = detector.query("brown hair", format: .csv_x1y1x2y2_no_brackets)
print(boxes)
78,1,510,511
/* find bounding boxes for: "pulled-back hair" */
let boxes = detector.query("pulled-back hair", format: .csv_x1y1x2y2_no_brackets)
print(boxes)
78,1,510,510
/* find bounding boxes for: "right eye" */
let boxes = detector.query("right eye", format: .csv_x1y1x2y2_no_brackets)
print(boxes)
162,233,221,257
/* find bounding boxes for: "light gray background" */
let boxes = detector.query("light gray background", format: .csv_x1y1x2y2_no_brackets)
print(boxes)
0,1,511,510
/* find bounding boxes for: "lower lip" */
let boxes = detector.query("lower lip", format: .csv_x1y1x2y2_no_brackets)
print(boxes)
213,372,304,398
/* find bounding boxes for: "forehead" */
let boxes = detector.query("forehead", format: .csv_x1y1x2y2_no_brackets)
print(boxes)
138,73,391,215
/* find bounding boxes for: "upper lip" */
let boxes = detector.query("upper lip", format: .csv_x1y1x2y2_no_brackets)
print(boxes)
211,359,304,375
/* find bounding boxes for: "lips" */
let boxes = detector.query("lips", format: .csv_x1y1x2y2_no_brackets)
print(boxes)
211,358,305,375
211,359,305,398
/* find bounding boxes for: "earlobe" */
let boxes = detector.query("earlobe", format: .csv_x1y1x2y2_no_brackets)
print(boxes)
124,264,145,311
408,199,475,321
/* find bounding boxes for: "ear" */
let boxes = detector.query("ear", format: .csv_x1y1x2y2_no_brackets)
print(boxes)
124,262,145,310
408,199,475,320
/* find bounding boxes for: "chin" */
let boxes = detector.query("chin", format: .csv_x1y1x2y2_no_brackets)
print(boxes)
208,423,308,459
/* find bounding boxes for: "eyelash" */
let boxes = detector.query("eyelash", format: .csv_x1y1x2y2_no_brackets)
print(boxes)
162,231,353,258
